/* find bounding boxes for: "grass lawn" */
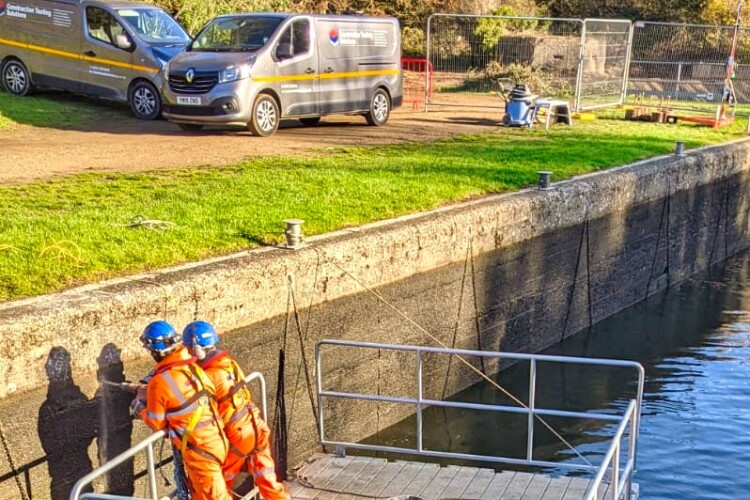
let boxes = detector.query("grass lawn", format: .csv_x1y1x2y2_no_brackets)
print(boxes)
0,112,746,301
0,91,109,129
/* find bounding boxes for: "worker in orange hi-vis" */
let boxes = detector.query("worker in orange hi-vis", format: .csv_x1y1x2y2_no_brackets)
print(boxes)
131,320,232,500
182,320,290,500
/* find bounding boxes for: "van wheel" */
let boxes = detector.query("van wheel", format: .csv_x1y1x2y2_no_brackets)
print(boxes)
129,81,161,120
177,123,204,132
365,88,390,126
248,94,279,136
2,60,32,96
299,117,321,126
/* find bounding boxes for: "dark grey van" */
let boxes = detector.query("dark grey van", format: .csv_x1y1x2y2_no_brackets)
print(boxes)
162,13,402,135
0,0,190,119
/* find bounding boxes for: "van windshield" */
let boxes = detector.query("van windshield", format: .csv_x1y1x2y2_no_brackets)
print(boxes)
117,8,190,45
190,16,283,52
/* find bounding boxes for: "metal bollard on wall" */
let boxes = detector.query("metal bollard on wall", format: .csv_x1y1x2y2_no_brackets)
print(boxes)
283,219,305,249
674,141,685,157
538,171,552,189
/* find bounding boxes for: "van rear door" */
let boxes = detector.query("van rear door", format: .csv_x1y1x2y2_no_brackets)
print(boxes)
271,17,318,117
81,4,137,99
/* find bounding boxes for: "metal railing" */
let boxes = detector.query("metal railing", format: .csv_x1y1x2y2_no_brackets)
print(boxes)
70,371,267,500
315,340,644,499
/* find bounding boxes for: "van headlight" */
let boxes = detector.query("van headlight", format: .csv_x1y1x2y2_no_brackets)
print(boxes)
219,64,252,83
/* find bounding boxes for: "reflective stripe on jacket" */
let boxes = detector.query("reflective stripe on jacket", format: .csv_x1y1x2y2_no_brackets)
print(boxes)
140,346,228,464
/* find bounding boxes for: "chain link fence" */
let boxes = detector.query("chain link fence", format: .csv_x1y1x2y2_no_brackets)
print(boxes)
577,19,633,110
426,14,584,110
628,21,750,115
420,14,747,116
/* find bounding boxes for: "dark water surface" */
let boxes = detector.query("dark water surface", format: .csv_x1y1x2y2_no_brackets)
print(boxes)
366,252,750,499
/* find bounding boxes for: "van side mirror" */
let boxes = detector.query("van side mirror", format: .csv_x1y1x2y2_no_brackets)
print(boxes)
276,43,293,60
115,33,133,51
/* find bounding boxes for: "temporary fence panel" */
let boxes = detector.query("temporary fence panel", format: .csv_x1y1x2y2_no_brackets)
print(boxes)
426,14,584,111
628,21,750,114
576,19,633,110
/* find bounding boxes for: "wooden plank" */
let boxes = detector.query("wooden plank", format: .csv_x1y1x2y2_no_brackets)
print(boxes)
419,465,460,499
378,462,426,498
518,474,551,500
540,477,572,500
500,472,535,500
331,457,388,498
316,457,373,500
479,471,516,498
290,456,342,499
289,454,334,495
399,463,441,497
438,466,480,499
306,456,356,499
561,477,592,500
598,482,610,499
459,468,496,499
354,460,407,497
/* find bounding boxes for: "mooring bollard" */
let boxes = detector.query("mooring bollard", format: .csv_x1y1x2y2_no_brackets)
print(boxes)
674,141,685,157
284,219,304,249
538,171,552,189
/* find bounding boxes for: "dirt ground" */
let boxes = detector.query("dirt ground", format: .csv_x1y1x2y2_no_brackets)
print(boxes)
0,93,504,185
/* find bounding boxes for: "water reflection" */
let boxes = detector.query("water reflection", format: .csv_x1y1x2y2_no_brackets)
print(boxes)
366,252,750,499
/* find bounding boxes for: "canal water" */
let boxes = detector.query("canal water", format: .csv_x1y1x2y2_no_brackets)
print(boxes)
366,251,750,499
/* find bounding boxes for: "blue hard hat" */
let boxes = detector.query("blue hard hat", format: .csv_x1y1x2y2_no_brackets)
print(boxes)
182,320,219,348
140,320,180,354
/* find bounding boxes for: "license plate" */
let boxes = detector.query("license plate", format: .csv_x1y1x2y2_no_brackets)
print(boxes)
176,96,201,106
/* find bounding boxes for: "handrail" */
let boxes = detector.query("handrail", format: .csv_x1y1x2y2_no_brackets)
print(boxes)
70,371,267,500
315,340,643,486
583,400,638,500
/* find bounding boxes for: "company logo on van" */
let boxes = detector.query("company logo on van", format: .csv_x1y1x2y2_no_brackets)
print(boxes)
0,1,7,16
328,28,339,46
185,68,195,84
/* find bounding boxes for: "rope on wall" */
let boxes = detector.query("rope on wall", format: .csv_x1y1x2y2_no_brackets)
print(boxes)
441,235,472,400
0,418,30,500
645,176,672,300
272,349,288,481
468,234,487,375
561,216,588,342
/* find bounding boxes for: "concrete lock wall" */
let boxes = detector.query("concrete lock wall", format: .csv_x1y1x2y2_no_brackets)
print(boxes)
2,139,750,499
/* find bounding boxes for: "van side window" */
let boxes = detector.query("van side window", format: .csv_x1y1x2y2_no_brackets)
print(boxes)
86,7,128,48
278,19,310,57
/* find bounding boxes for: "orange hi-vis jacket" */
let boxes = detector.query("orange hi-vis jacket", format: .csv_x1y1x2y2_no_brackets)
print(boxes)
198,350,259,448
139,347,229,467
199,350,289,500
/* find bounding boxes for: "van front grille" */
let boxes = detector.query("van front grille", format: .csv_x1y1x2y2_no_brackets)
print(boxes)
168,71,219,94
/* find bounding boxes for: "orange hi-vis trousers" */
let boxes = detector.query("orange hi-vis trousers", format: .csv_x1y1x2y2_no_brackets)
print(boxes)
223,406,289,500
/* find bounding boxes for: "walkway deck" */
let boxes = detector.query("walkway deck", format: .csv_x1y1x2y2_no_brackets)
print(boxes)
287,454,637,499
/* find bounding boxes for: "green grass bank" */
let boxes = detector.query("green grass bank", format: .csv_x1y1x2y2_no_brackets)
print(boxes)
0,112,746,301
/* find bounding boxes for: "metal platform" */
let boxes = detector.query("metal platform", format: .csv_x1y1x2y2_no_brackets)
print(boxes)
288,454,637,500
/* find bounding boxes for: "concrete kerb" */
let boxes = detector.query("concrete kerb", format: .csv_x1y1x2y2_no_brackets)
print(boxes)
0,138,748,398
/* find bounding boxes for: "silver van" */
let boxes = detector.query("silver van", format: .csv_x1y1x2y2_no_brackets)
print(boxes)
0,0,190,119
161,13,402,135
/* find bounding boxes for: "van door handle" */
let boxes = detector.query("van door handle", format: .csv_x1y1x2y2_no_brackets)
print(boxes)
84,50,96,57
305,68,315,74
324,67,334,74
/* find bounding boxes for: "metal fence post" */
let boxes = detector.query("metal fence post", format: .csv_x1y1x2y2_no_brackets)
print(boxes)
526,359,537,461
574,20,587,112
621,22,635,106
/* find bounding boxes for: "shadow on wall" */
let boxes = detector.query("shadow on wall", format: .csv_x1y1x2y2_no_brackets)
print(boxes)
36,344,135,500
38,347,97,500
94,343,135,496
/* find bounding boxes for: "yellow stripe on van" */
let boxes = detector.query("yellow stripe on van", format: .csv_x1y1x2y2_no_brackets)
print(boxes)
0,37,159,75
254,68,399,83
